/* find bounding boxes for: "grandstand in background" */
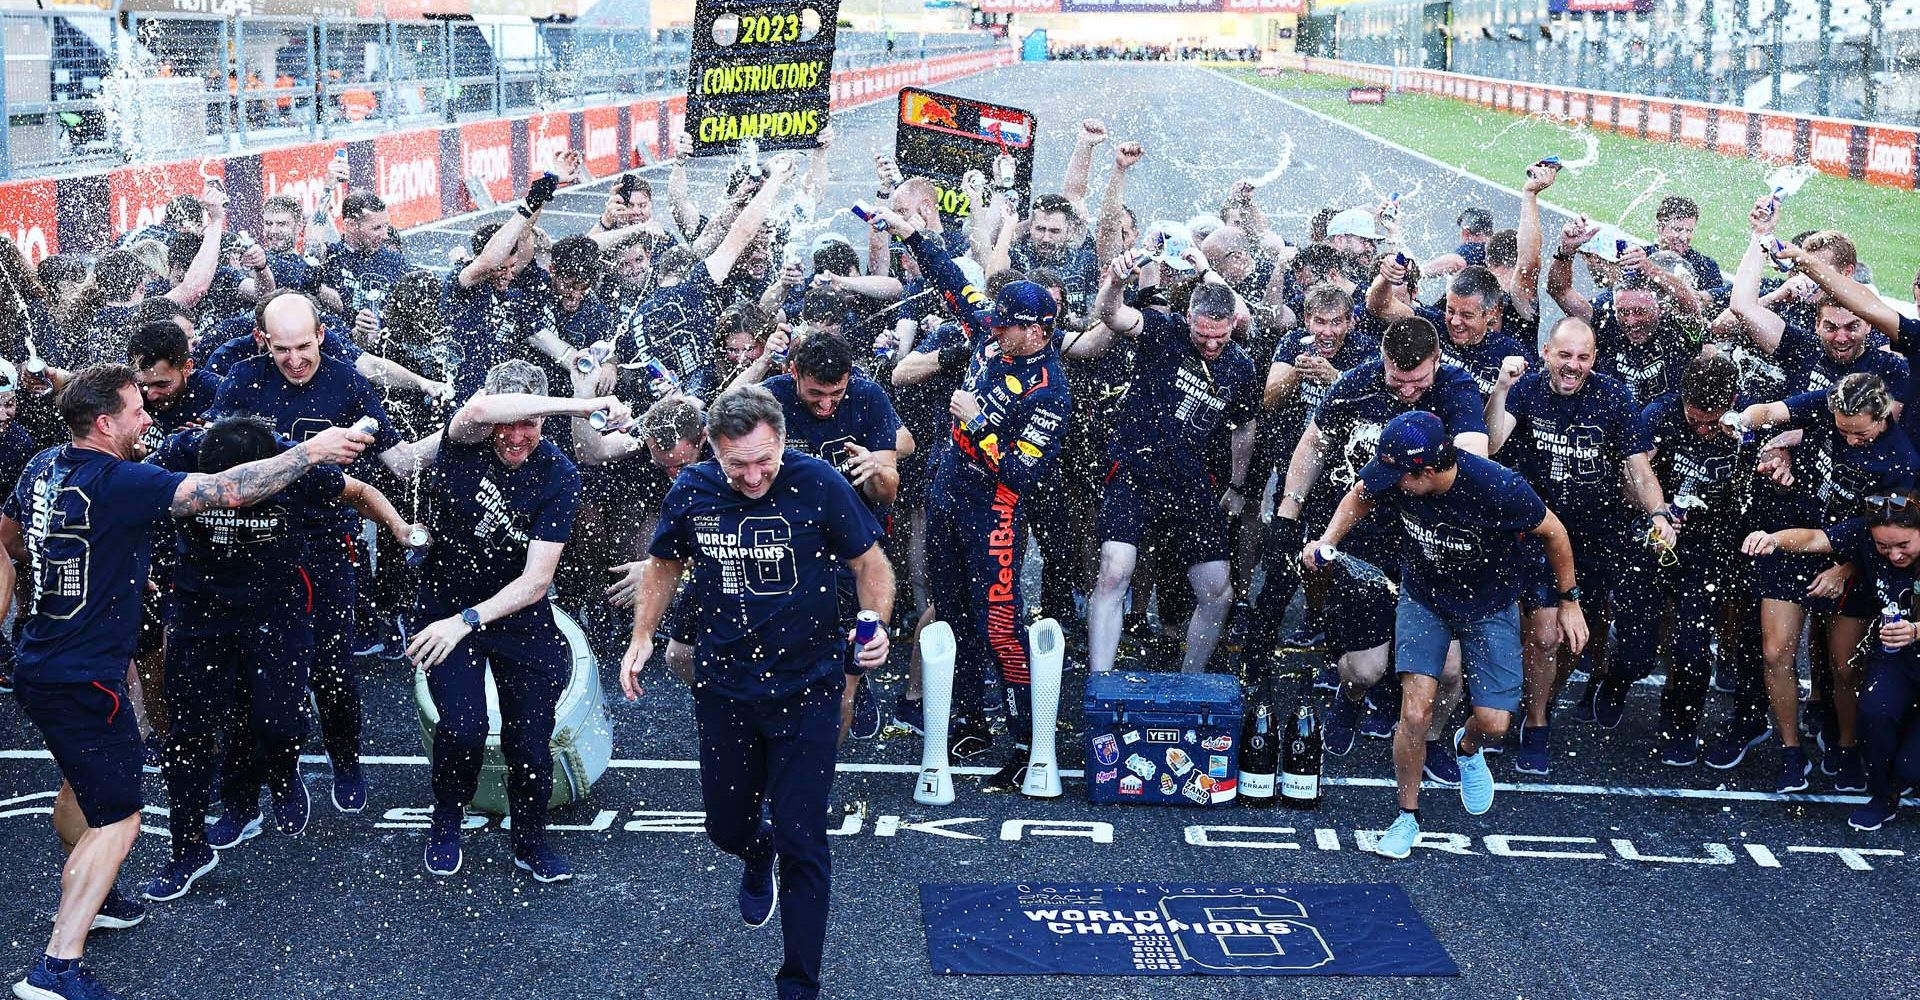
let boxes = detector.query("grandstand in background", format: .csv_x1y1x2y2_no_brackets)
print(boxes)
0,0,991,180
1303,0,1920,125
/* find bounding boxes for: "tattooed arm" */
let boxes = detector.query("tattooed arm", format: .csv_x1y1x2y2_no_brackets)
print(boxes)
169,425,369,517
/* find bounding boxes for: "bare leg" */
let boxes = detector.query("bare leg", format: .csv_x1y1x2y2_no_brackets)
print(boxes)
1088,541,1138,674
1522,607,1563,728
1827,613,1869,747
1394,673,1439,811
1182,560,1233,673
46,805,139,960
1758,598,1807,747
1428,640,1465,750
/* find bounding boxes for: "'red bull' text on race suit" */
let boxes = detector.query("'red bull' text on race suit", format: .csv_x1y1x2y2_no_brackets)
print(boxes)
903,230,1072,749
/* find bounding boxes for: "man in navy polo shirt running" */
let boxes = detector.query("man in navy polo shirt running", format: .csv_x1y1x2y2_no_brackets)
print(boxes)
1,365,367,1000
1306,410,1587,860
620,385,891,1000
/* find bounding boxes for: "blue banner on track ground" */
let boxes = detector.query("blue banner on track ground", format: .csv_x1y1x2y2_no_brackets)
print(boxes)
921,882,1457,976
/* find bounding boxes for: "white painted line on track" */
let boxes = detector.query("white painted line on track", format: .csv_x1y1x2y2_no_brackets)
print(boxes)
1,748,1905,807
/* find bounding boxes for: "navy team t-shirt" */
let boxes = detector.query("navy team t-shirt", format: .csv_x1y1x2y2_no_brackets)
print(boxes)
1105,310,1259,483
5,446,186,683
420,435,580,642
1783,389,1919,524
1373,451,1548,621
1309,358,1488,543
650,451,884,701
765,372,903,515
211,354,403,530
1826,516,1920,644
152,430,344,628
1500,370,1652,537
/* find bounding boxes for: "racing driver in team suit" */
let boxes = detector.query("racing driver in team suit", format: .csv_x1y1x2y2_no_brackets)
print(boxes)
876,206,1072,788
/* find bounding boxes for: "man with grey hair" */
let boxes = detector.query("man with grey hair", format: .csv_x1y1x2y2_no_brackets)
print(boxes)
407,358,625,882
1368,261,1528,401
619,384,892,1000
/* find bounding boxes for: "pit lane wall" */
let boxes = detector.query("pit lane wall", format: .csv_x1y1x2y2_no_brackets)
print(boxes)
1272,53,1920,194
0,47,1017,264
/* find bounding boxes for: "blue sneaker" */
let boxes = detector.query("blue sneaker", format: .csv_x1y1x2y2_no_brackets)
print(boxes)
1704,718,1770,770
205,810,263,851
1804,702,1831,756
1514,722,1551,776
1567,679,1599,724
851,675,880,740
1710,658,1737,694
424,813,463,876
739,851,778,928
1848,795,1899,832
1373,812,1419,860
1313,662,1339,691
512,840,574,883
1454,728,1495,815
889,693,925,735
1422,743,1460,786
1323,695,1362,757
271,777,310,836
14,956,128,1000
1827,746,1866,792
87,887,146,931
1659,730,1700,767
330,765,367,814
140,845,218,902
1775,745,1811,793
1359,696,1397,740
1593,679,1631,730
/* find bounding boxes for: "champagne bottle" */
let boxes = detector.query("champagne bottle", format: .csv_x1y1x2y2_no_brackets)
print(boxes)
1281,671,1323,809
1238,680,1278,807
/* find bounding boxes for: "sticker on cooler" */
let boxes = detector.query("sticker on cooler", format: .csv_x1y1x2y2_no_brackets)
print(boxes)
1092,734,1120,766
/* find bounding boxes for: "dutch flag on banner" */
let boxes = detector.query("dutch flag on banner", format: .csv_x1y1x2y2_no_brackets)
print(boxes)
979,108,1029,147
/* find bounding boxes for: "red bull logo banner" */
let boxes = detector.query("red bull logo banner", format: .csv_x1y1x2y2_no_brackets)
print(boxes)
896,87,1038,223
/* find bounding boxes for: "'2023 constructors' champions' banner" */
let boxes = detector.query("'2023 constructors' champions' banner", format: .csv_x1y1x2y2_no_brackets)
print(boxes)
688,0,843,155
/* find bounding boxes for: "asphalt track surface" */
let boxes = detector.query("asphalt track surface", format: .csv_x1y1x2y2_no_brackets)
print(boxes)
3,62,1917,1000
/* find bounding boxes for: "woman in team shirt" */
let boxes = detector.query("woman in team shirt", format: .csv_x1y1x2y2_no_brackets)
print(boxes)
1742,490,1920,831
1735,373,1918,794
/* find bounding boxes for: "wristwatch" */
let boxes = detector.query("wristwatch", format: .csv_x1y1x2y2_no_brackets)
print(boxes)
460,608,484,631
1557,587,1582,604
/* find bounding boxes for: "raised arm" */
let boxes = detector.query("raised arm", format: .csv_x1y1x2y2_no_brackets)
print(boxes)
1092,258,1144,340
1486,356,1527,453
1365,257,1415,322
171,425,367,516
1513,161,1555,320
448,391,627,445
701,156,798,284
1775,241,1904,339
1730,201,1788,355
166,191,228,309
1548,216,1599,321
1061,119,1107,211
1095,141,1143,268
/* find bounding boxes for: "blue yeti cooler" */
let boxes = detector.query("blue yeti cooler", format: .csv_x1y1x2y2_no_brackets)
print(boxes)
1084,671,1242,806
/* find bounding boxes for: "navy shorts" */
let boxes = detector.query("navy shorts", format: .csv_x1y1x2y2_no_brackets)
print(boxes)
1394,594,1524,713
15,680,144,827
1323,535,1398,656
1518,529,1630,612
1096,465,1231,568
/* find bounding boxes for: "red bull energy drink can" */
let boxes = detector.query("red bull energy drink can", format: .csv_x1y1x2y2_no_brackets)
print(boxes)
349,416,380,436
850,202,887,231
1311,543,1340,569
1881,605,1905,654
575,340,614,374
854,610,882,645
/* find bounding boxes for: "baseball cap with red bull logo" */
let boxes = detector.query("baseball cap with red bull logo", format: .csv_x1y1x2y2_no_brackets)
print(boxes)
980,280,1058,330
1359,410,1456,494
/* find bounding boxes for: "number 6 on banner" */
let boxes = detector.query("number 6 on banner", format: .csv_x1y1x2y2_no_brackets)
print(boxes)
915,620,957,806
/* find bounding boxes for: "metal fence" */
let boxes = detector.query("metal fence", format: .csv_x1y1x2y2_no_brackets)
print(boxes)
0,11,997,179
1320,0,1920,126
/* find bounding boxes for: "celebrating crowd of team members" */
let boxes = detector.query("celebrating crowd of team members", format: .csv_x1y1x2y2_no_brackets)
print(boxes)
0,109,1917,1000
